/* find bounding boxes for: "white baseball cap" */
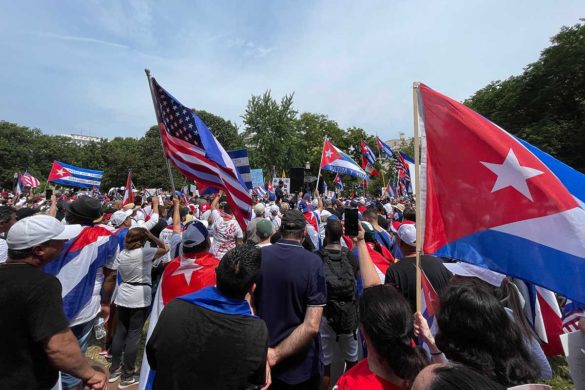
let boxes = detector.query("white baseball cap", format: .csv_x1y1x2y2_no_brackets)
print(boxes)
397,223,416,247
7,215,80,250
110,210,133,228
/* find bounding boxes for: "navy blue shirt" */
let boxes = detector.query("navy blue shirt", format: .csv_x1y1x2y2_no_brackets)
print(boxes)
254,240,327,384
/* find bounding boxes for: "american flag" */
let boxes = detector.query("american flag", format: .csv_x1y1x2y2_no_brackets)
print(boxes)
149,76,252,228
20,172,40,188
562,300,585,333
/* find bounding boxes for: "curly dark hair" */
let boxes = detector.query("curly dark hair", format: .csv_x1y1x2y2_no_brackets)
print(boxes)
435,284,540,386
360,285,429,383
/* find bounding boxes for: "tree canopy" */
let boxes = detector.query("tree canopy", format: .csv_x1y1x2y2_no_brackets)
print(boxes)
465,23,585,172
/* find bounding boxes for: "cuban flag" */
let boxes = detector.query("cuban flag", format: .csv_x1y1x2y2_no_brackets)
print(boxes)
420,269,439,348
320,139,368,180
48,161,103,189
385,180,396,198
254,186,267,197
522,283,564,356
376,136,394,159
360,140,377,165
333,174,344,191
43,226,119,323
123,170,134,206
416,83,585,304
399,152,415,193
361,155,380,177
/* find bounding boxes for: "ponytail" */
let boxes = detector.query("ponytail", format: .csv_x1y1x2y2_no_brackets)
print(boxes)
360,285,429,382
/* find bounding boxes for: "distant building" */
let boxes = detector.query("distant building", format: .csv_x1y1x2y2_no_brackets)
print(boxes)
385,132,409,149
59,133,103,146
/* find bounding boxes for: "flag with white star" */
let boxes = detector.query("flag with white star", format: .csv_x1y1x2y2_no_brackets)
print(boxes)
417,83,585,304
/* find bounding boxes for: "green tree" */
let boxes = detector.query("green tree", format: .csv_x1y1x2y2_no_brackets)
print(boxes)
466,23,585,172
242,90,303,173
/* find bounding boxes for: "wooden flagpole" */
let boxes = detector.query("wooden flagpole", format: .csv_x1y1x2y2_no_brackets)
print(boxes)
413,82,423,313
144,69,176,195
315,135,328,194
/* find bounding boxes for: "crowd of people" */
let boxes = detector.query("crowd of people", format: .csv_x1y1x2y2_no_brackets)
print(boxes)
0,182,583,390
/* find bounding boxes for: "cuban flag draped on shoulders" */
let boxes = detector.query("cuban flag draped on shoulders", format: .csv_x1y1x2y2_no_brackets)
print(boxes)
320,139,368,181
416,83,585,305
44,225,119,325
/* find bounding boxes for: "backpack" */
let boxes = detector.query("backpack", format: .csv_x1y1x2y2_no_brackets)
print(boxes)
318,248,359,335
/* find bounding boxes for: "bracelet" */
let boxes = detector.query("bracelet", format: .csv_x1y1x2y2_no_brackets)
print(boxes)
430,351,443,356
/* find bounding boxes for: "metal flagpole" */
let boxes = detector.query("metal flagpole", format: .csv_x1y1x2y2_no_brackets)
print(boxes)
413,82,423,313
315,135,328,193
144,69,176,195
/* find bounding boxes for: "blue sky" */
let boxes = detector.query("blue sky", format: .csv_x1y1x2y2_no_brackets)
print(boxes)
0,1,582,141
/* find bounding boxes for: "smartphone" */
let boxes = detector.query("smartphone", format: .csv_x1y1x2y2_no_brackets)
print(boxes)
45,189,53,199
345,208,359,237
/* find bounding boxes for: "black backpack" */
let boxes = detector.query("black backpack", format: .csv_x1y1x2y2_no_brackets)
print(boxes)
318,248,359,336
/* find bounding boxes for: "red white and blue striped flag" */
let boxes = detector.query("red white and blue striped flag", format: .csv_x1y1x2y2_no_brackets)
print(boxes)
360,140,377,165
148,76,252,229
20,172,40,188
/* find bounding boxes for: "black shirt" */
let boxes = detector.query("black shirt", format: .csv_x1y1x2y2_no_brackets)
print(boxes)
384,255,452,313
146,298,269,390
0,263,69,390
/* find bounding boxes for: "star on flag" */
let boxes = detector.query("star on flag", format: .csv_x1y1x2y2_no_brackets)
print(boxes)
481,149,544,201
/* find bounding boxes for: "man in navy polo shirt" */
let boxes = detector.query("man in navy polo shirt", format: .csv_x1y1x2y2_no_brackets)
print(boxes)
254,210,327,389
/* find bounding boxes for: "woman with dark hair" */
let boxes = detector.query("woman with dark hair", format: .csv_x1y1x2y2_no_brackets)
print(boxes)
336,284,429,389
411,363,505,390
109,227,168,387
434,284,540,387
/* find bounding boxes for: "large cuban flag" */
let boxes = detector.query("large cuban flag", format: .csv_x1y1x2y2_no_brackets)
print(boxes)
48,161,104,189
416,83,585,304
44,225,119,323
320,139,367,181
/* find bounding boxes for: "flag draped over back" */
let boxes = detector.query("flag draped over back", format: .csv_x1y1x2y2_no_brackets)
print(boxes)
148,76,252,229
320,139,368,180
417,83,585,304
43,226,119,321
48,161,103,189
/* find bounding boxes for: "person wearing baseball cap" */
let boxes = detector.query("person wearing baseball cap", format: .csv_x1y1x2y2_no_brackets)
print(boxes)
384,223,452,313
0,215,107,389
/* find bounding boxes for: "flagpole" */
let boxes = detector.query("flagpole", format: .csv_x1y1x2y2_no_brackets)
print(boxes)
413,82,423,313
315,135,327,194
144,69,176,195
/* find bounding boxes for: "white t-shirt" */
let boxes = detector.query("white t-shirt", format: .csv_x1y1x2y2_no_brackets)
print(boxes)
210,210,243,259
113,247,157,308
157,226,176,265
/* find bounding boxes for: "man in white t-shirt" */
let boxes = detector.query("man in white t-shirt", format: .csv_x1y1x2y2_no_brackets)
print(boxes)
209,193,243,259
